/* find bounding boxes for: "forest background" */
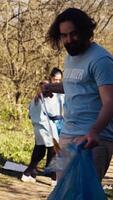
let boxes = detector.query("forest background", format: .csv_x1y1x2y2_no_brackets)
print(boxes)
0,0,113,166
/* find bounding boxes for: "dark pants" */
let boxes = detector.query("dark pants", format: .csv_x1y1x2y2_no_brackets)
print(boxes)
24,145,55,178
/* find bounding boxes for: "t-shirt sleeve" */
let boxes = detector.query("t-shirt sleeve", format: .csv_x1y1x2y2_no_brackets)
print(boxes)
92,56,113,86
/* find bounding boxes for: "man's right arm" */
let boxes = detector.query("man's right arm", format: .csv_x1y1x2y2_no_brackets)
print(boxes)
42,82,64,95
35,82,64,103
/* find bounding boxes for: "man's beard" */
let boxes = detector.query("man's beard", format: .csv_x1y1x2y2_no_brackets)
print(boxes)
64,40,88,56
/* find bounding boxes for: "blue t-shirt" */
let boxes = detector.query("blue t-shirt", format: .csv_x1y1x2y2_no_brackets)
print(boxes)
61,42,113,141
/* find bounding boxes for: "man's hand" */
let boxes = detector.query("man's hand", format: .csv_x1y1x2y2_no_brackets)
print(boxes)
34,83,53,104
40,83,53,98
74,132,99,149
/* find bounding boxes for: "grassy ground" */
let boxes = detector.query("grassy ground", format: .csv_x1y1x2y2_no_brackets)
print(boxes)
0,117,45,168
0,119,34,165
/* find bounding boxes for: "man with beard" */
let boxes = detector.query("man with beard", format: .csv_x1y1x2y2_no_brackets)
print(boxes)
42,8,113,181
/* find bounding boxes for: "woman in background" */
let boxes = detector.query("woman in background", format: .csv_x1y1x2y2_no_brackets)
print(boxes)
21,67,64,184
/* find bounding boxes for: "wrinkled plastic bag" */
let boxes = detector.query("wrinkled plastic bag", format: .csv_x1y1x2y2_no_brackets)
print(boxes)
45,143,78,173
48,143,107,200
54,119,64,136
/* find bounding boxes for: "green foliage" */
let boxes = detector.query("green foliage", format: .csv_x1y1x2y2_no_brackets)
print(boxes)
1,107,18,121
0,100,46,169
0,118,34,165
0,102,33,165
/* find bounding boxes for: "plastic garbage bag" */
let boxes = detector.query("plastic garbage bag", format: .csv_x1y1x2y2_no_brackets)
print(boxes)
48,143,107,200
54,119,64,136
45,143,78,173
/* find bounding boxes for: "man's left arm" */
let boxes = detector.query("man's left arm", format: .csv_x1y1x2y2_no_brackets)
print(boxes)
85,85,113,148
76,85,113,148
76,56,113,148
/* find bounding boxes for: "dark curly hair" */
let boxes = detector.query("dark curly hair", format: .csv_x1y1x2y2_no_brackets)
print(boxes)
46,8,97,50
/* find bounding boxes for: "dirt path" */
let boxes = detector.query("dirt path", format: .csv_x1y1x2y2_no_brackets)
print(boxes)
0,171,52,200
0,158,113,200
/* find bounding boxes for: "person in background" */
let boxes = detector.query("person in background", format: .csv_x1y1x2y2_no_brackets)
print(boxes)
47,68,64,137
41,8,113,182
21,67,64,184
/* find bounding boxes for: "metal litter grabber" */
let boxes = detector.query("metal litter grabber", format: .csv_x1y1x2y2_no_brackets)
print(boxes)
40,93,61,153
